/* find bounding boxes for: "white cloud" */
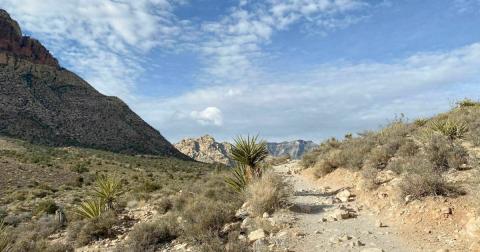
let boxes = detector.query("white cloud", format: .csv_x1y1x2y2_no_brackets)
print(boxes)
0,0,189,99
135,42,480,142
197,0,368,84
190,107,224,126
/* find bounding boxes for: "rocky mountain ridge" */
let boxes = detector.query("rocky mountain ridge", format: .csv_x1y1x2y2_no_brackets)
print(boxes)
174,135,317,165
0,10,186,158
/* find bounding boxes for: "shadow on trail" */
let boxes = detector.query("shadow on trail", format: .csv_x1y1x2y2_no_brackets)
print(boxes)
289,203,329,214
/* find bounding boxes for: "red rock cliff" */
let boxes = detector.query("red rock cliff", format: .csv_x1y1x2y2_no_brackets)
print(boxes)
0,9,59,67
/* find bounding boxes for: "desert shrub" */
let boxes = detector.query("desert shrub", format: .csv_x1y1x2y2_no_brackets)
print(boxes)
397,157,461,199
125,215,178,251
312,150,342,177
427,119,468,140
93,175,123,210
71,163,89,173
181,196,236,242
338,134,376,170
365,146,393,170
75,199,104,219
361,166,380,190
0,221,10,252
67,211,118,247
456,98,480,108
8,216,62,251
230,135,269,179
414,118,429,127
397,139,418,157
300,150,320,168
34,199,58,215
245,172,290,216
225,165,248,192
424,135,468,171
156,198,173,214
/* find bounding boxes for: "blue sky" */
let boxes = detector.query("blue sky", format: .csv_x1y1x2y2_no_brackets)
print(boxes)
2,0,480,143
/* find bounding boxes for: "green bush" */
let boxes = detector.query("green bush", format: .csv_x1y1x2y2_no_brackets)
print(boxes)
35,200,58,215
424,135,468,171
67,211,118,247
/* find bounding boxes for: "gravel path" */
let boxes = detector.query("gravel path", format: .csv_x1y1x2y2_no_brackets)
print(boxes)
274,161,416,252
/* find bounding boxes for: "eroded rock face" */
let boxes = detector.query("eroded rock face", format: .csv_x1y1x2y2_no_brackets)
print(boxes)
0,9,187,158
267,140,318,160
174,135,233,165
0,10,58,67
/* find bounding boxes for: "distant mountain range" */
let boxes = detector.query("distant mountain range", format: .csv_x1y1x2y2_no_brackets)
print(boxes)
0,10,187,159
174,135,318,165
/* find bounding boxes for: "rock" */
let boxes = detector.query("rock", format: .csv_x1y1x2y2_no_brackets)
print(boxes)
241,217,255,231
267,140,318,160
338,235,352,241
361,248,384,252
329,209,352,220
404,195,413,203
248,229,266,242
222,222,241,233
262,212,270,218
314,230,322,234
441,207,452,215
336,189,352,203
466,217,480,238
236,208,249,219
375,170,396,184
174,135,234,166
252,239,268,252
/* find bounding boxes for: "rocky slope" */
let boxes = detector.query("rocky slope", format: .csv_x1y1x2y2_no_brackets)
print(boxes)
175,135,318,165
174,135,233,166
0,10,186,158
267,140,318,159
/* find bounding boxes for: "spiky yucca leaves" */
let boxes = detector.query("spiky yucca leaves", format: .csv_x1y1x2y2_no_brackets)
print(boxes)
0,221,10,252
224,164,248,192
93,175,122,210
428,119,468,141
230,135,268,179
75,199,104,219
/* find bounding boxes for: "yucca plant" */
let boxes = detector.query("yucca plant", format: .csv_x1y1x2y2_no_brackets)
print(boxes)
93,175,122,210
75,199,104,219
0,221,10,252
230,135,269,179
428,119,468,141
225,164,248,192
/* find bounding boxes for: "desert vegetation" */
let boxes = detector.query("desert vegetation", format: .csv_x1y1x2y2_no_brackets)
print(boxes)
302,99,480,200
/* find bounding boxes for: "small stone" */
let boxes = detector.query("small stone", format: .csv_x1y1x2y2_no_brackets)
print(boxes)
375,220,384,228
314,230,322,234
262,212,270,218
329,236,341,244
336,189,352,203
320,217,328,222
248,229,266,242
330,209,352,220
339,235,352,241
441,207,452,215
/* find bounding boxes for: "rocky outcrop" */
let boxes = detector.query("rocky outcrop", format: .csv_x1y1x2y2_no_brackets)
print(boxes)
267,140,318,159
0,9,187,159
0,10,58,67
174,135,233,165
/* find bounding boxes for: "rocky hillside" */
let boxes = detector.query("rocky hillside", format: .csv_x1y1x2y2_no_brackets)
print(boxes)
267,140,318,159
175,135,317,165
174,135,233,166
0,10,186,158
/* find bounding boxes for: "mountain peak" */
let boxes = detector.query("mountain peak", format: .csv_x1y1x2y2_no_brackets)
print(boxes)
0,9,59,67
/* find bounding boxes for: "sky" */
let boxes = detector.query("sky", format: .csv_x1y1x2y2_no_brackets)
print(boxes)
1,0,480,143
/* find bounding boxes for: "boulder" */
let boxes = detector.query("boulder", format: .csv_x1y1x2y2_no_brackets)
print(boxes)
329,209,352,220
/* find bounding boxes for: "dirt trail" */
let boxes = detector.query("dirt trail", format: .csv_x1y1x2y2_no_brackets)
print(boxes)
274,161,418,252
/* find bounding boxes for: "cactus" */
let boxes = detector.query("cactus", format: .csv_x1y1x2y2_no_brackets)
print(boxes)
55,208,67,226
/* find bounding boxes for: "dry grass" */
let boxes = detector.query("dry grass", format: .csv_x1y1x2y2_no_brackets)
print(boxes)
124,214,178,251
245,172,290,216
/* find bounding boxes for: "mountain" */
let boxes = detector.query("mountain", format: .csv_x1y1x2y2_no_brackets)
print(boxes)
267,140,318,159
175,135,318,165
174,135,233,166
0,10,186,159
